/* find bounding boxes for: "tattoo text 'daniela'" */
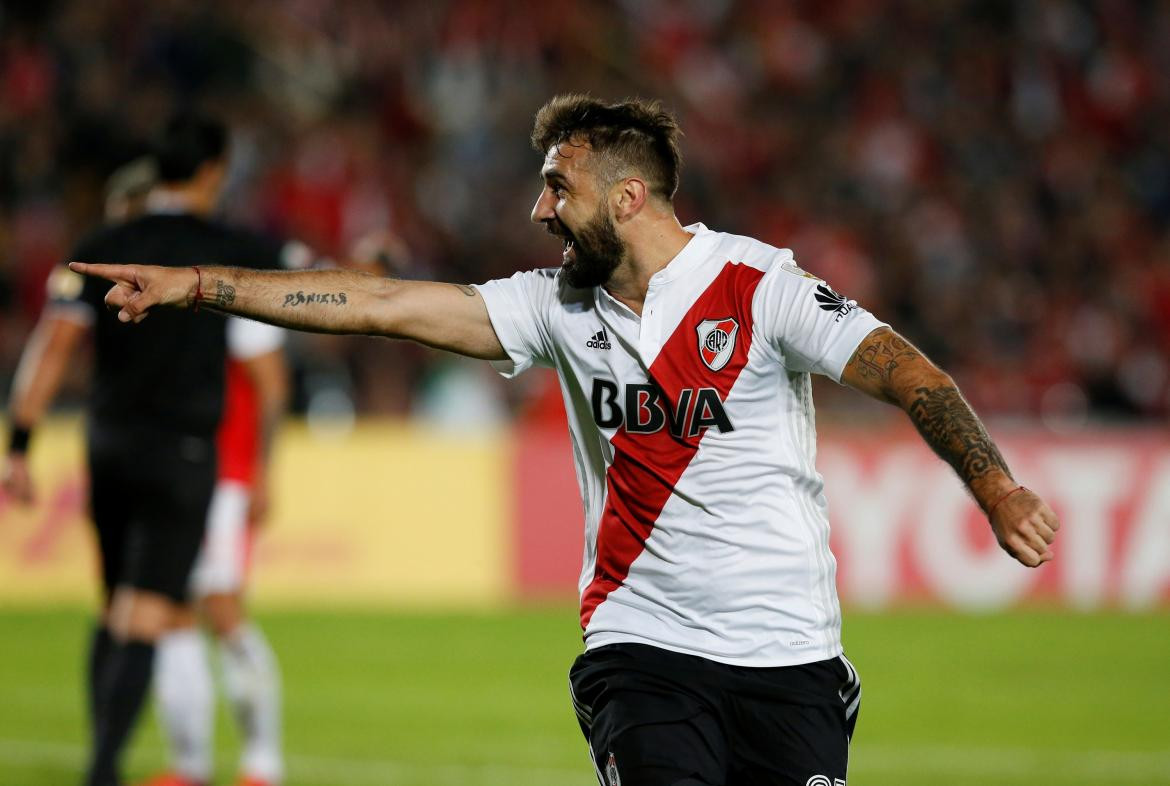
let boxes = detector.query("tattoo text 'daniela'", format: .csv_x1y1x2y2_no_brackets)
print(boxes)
282,291,348,307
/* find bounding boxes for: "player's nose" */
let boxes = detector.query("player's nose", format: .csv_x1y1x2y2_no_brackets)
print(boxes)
530,189,556,224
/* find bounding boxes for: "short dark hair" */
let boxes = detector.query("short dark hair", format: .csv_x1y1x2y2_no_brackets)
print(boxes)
154,112,228,183
531,94,683,201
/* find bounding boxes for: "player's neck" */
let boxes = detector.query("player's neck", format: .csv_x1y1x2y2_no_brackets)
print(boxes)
604,216,693,316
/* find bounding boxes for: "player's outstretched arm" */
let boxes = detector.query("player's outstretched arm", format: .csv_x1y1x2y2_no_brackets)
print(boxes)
68,263,508,360
840,326,1059,567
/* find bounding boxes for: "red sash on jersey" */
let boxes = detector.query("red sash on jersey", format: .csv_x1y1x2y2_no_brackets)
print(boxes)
581,261,765,629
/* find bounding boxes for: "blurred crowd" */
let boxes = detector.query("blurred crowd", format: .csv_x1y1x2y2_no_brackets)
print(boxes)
2,0,1168,424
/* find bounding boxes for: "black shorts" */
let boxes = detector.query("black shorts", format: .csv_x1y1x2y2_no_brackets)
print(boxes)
569,643,860,786
87,426,216,604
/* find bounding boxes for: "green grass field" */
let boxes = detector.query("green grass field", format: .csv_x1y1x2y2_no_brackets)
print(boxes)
2,605,1167,785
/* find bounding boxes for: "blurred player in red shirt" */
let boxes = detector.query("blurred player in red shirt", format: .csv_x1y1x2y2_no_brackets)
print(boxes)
143,318,289,786
144,227,402,786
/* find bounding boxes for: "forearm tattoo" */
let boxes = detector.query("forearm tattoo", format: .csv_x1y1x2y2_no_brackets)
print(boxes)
907,385,1012,493
853,330,921,388
451,284,477,297
212,280,236,307
282,291,348,307
847,328,1013,502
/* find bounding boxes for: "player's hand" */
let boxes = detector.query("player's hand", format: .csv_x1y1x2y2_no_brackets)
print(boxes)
988,487,1059,567
248,473,271,526
1,453,35,505
68,262,197,323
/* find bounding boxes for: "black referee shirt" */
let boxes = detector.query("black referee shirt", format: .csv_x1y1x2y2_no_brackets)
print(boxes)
48,213,284,439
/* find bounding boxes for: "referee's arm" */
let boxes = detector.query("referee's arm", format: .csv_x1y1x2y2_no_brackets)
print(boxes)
70,261,509,361
3,313,89,503
840,326,1059,568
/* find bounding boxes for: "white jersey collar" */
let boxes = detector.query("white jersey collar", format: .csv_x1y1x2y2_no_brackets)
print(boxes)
596,222,716,317
647,222,715,286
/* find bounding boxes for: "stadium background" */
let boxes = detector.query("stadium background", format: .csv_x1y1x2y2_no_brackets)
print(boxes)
1,1,1167,784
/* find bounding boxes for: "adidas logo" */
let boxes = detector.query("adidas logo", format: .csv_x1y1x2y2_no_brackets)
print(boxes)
586,328,612,350
814,284,857,322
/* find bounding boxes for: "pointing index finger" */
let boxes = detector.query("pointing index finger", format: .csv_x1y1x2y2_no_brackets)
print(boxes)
69,262,132,283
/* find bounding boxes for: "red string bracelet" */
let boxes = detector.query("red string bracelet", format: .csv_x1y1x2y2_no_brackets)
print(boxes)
192,266,203,312
987,485,1027,518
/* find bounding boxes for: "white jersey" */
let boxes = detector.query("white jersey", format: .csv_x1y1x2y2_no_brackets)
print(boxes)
475,223,885,667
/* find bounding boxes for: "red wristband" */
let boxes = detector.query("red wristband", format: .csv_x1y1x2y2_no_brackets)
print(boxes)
192,266,203,312
987,485,1027,518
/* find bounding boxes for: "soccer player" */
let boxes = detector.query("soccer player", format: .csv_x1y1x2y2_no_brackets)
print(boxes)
149,225,398,786
3,112,291,786
100,152,290,786
71,95,1060,786
142,317,288,786
148,228,403,786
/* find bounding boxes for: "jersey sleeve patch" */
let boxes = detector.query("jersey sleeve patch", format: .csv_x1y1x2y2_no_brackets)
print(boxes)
812,283,858,322
754,259,886,382
780,258,822,281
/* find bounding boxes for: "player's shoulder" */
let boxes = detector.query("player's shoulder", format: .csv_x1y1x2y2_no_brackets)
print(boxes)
708,229,812,279
199,219,289,269
719,232,833,301
69,220,127,259
499,266,595,309
82,214,214,254
201,217,269,247
701,229,832,322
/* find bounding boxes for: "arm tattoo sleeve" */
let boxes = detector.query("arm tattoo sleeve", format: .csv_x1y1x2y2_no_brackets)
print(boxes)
853,331,921,391
907,385,1013,499
846,328,1013,504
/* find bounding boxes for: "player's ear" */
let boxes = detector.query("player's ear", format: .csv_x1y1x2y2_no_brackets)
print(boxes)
613,176,648,223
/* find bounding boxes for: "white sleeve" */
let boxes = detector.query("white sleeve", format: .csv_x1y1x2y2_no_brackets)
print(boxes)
227,317,285,360
472,268,559,378
753,254,886,383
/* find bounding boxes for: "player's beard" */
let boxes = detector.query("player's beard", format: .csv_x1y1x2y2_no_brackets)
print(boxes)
559,204,624,289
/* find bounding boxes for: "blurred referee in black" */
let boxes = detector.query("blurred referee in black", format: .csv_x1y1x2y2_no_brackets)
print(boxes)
2,113,289,786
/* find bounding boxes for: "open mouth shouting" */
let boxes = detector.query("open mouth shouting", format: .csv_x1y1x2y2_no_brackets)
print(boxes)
546,209,623,288
547,221,577,265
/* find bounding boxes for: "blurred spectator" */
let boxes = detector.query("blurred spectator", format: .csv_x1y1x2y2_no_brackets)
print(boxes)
2,0,1168,420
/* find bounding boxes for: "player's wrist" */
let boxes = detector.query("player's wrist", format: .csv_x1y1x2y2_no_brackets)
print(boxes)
189,266,204,311
7,425,32,455
973,473,1018,515
986,485,1028,519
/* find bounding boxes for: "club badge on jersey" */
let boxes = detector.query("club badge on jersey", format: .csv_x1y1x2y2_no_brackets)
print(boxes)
696,317,739,371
